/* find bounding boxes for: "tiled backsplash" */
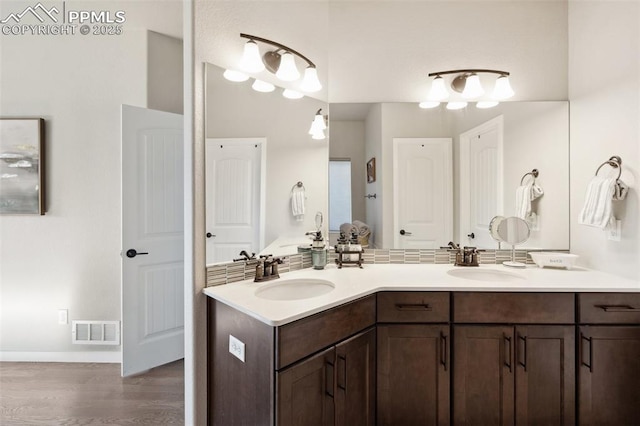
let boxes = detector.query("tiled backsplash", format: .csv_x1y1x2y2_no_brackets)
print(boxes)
205,248,565,287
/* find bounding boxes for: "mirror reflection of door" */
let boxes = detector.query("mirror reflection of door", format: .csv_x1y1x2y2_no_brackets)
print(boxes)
459,116,504,249
205,138,265,264
393,138,453,248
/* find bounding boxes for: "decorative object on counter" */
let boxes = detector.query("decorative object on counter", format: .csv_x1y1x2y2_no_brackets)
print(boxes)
419,69,514,110
335,232,363,268
489,216,505,248
0,118,45,215
529,252,579,270
290,181,305,221
307,211,327,269
491,216,530,268
578,155,628,230
367,157,376,183
225,33,322,95
515,168,544,227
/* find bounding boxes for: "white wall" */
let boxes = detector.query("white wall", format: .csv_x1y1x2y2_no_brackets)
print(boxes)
568,1,640,280
148,31,184,115
206,64,328,249
0,1,182,357
329,121,366,225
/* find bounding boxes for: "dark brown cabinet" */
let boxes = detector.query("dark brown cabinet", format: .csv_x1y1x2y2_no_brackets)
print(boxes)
453,325,575,426
578,326,640,425
377,324,450,426
277,327,376,426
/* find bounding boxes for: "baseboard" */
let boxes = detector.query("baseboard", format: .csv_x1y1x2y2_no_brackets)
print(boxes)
0,351,121,363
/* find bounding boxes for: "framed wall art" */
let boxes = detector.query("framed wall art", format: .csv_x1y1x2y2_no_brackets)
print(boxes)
367,157,376,183
0,118,45,215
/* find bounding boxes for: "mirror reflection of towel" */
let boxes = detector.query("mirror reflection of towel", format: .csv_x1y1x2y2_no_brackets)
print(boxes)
515,183,544,222
291,188,305,222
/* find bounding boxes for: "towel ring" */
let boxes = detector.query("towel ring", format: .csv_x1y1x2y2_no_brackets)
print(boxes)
595,156,622,181
520,169,539,185
291,181,305,193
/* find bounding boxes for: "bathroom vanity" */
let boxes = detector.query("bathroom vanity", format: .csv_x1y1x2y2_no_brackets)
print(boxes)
205,264,640,425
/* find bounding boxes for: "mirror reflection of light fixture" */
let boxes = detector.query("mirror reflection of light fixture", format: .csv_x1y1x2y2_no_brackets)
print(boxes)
229,33,322,93
252,79,275,93
446,101,468,110
420,69,514,109
309,109,327,140
282,89,304,99
222,69,249,82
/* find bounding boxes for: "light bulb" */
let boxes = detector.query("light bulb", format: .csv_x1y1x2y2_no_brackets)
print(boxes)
223,69,249,82
462,73,484,99
427,76,449,101
492,75,514,100
446,101,468,110
476,101,499,109
419,101,440,109
251,79,275,93
283,89,303,99
239,40,265,73
275,52,300,81
300,66,322,92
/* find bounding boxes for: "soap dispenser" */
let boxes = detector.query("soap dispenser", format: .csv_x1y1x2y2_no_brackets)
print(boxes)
310,212,327,269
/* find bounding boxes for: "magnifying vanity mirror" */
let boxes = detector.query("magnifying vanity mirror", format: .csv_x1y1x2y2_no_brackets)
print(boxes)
491,216,531,268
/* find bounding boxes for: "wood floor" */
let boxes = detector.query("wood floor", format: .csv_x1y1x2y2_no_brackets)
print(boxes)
0,359,184,425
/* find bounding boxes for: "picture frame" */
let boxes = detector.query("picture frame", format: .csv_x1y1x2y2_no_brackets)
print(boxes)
0,118,45,215
367,157,376,183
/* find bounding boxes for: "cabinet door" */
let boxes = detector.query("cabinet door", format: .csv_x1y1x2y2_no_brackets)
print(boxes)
453,326,514,426
515,326,575,425
277,347,335,426
378,324,450,426
335,327,376,426
578,326,640,426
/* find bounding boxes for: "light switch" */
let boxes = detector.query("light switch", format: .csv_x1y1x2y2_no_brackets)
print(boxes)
229,335,245,362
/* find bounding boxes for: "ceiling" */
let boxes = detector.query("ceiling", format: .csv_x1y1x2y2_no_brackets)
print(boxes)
195,1,569,104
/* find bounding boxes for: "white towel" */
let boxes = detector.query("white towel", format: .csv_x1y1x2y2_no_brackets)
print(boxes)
291,187,305,222
515,183,544,221
578,176,617,229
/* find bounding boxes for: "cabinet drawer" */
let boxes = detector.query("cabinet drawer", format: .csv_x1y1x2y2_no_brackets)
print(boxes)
377,292,449,323
578,293,640,324
276,295,376,369
453,292,574,323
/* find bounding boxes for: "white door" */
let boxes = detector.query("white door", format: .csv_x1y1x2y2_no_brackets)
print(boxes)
121,105,184,377
459,116,504,248
393,138,453,248
205,138,265,264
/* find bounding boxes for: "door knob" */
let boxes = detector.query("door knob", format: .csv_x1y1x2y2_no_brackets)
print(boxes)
399,229,412,236
206,232,216,238
126,249,149,258
467,232,475,239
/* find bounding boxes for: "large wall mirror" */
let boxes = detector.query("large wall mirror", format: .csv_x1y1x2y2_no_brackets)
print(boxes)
200,1,570,264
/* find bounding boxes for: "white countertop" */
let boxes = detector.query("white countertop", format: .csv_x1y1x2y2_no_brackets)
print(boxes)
203,263,640,326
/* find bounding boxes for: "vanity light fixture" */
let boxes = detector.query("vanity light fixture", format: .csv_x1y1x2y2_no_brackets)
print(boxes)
282,89,304,99
233,33,322,93
309,109,328,140
252,79,275,93
222,69,249,82
420,69,514,109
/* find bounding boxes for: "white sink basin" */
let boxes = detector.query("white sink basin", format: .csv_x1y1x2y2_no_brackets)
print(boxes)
447,268,526,282
255,278,335,301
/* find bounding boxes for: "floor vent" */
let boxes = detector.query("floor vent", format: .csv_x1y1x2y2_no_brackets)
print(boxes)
72,321,120,345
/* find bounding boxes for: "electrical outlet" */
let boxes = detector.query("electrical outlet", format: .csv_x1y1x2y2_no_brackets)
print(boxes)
607,220,622,242
58,309,68,325
229,335,245,362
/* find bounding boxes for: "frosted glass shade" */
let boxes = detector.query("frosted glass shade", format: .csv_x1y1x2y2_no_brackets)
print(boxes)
275,52,300,81
239,41,265,73
462,73,484,99
309,113,327,136
300,66,322,92
283,89,304,99
446,101,468,110
252,79,275,93
223,69,249,82
492,75,515,100
419,101,440,109
311,129,326,140
428,76,449,101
